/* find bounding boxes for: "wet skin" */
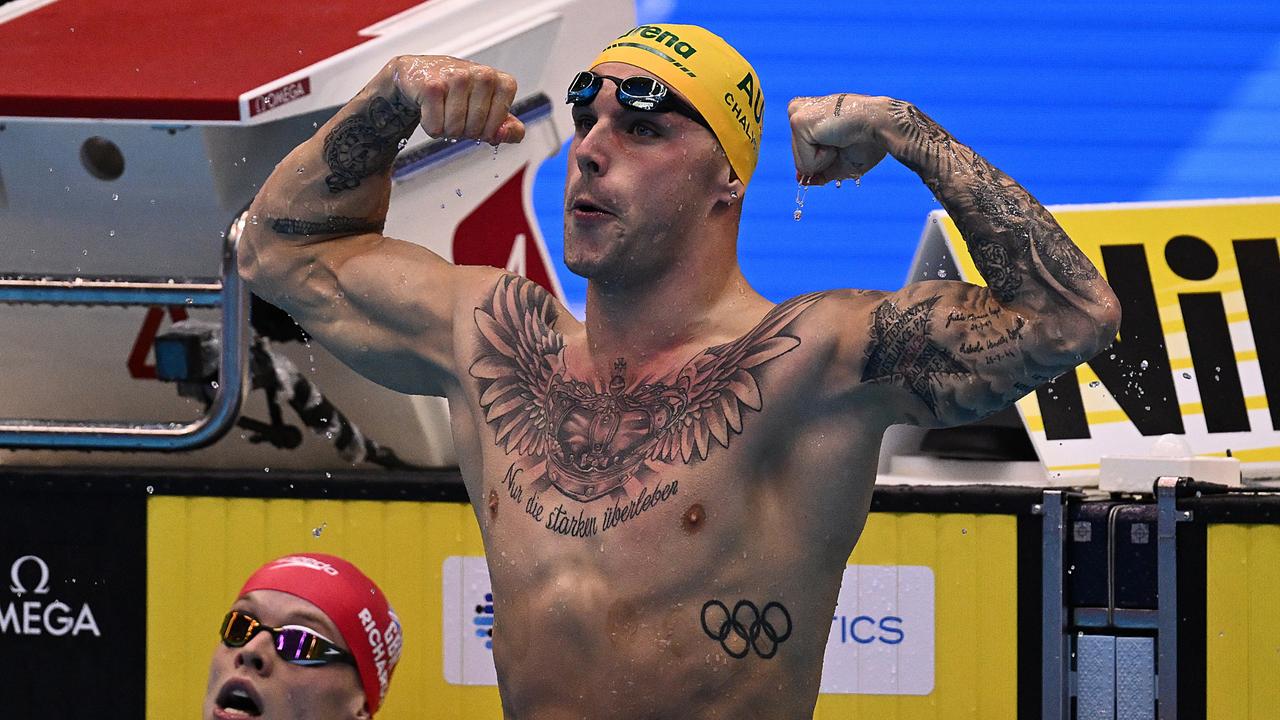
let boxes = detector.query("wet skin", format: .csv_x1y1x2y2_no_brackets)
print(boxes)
238,54,1119,719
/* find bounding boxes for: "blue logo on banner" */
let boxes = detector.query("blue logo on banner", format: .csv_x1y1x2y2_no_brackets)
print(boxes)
831,615,905,645
473,593,494,650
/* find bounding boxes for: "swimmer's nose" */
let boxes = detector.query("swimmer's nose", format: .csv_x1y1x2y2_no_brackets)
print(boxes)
574,123,610,177
234,631,277,676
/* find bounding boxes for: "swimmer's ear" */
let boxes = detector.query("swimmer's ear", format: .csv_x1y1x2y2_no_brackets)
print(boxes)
718,166,745,206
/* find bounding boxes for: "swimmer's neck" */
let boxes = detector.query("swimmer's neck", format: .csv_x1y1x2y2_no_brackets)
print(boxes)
581,255,766,374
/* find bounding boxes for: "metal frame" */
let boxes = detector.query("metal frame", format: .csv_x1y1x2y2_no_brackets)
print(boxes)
1040,489,1070,720
1155,477,1191,720
0,231,246,450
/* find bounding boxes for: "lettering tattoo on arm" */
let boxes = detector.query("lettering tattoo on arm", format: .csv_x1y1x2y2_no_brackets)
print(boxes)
862,295,969,412
470,276,825,535
322,94,421,193
886,100,1102,305
267,216,386,237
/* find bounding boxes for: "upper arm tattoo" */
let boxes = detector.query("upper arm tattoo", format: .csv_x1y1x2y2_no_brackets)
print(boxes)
267,216,385,237
469,276,825,536
861,294,969,412
322,94,420,193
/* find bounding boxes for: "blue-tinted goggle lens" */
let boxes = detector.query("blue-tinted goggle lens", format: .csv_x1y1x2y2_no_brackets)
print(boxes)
566,71,708,128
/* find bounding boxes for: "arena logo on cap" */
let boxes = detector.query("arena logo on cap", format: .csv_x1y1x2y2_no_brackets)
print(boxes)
271,555,340,576
621,25,698,59
1,555,101,638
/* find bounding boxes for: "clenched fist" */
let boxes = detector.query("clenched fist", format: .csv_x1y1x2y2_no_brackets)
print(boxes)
788,93,890,186
389,55,526,145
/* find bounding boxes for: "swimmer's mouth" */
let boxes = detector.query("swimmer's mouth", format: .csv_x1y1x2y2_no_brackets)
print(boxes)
214,679,263,718
570,199,615,217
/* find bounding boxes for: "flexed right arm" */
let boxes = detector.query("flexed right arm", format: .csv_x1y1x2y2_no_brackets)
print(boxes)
238,56,526,395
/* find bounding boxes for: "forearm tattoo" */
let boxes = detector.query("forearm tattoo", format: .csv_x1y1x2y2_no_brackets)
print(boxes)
268,216,385,237
886,100,1101,303
322,94,420,193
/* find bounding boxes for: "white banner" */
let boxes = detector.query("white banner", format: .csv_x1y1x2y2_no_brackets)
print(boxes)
820,564,935,695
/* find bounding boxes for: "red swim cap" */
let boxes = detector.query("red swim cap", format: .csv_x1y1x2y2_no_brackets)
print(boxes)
239,553,403,714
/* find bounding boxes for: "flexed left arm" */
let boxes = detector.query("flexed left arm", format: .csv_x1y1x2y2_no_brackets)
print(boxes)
789,93,1121,427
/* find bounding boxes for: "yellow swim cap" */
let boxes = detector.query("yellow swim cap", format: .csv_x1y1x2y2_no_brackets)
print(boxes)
590,24,764,186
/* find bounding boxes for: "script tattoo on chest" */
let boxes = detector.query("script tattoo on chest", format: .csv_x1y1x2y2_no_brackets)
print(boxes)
470,276,824,537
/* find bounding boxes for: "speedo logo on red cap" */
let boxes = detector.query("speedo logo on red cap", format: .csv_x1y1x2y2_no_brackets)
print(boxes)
270,556,340,576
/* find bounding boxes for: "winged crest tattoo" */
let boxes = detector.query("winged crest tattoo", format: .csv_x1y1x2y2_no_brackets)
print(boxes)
469,276,824,504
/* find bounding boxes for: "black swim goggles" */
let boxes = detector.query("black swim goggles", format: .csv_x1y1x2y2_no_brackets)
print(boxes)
219,609,356,667
566,70,710,130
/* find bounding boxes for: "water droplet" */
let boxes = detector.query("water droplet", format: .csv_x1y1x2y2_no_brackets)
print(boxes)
854,176,862,187
1140,360,1149,370
211,381,219,389
793,179,810,221
1182,372,1191,379
455,188,463,197
440,203,446,209
1089,380,1100,388
397,138,409,150
312,522,327,538
108,230,116,237
111,193,119,201
296,166,305,173
937,268,948,278
146,485,154,494
82,249,88,255
263,467,270,473
834,180,842,189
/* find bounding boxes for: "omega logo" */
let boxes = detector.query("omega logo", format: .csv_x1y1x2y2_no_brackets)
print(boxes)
2,555,101,637
10,554,51,596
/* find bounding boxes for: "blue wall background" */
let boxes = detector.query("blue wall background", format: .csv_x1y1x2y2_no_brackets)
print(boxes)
533,1,1280,315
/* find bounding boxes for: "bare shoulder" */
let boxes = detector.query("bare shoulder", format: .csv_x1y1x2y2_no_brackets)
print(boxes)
455,270,580,343
775,287,888,384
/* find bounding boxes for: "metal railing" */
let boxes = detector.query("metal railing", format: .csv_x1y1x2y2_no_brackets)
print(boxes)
0,227,247,450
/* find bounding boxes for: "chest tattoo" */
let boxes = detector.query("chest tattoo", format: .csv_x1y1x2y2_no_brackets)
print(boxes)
470,277,824,523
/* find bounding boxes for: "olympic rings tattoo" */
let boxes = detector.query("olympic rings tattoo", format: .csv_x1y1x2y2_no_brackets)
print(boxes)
700,599,793,659
833,94,847,118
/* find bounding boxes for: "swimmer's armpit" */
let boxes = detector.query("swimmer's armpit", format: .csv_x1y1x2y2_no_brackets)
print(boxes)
322,93,421,194
267,216,386,238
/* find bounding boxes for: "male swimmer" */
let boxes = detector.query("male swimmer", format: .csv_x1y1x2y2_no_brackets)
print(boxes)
204,553,402,720
237,24,1119,719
